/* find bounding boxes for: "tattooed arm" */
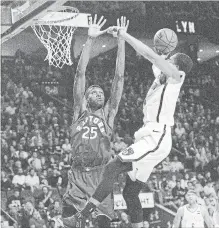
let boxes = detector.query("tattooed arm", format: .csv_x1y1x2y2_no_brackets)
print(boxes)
72,15,107,122
104,17,129,129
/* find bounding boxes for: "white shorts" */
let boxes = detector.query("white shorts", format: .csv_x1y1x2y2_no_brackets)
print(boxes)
118,122,172,183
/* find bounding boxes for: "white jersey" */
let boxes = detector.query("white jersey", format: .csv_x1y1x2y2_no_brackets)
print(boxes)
181,205,205,228
143,65,184,126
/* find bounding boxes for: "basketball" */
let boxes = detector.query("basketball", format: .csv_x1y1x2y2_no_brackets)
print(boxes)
154,28,178,55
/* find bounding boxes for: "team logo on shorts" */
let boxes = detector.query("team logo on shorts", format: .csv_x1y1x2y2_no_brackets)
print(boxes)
122,147,134,156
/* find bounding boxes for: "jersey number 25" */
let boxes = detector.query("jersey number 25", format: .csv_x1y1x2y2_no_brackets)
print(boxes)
82,126,98,139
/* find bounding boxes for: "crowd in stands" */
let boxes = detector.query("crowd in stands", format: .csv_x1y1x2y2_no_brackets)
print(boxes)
1,47,219,228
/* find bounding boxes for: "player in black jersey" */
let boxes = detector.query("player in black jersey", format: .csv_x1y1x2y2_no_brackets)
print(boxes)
62,15,129,228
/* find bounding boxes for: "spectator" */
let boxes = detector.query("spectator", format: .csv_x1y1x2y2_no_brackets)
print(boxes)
114,136,128,154
47,102,54,114
12,168,26,190
172,180,186,200
148,175,162,203
48,200,62,219
161,157,171,172
196,173,206,186
25,168,40,192
168,175,177,189
28,152,42,171
62,138,71,154
29,210,47,228
53,137,63,156
7,188,24,209
37,186,53,208
170,156,184,172
22,86,33,99
143,220,150,228
59,154,71,171
19,149,29,171
174,122,185,138
1,171,12,191
118,212,133,228
48,168,62,188
38,201,48,221
203,181,217,198
5,101,17,116
180,173,190,190
205,171,213,183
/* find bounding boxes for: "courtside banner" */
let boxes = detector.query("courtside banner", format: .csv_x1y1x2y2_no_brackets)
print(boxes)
114,193,154,210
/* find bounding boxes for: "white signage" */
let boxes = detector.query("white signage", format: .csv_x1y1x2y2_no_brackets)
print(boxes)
114,193,154,210
176,20,195,34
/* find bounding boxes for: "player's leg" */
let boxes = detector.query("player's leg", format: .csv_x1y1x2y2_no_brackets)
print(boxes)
122,175,144,228
87,156,132,210
63,156,132,226
63,126,169,227
122,126,172,228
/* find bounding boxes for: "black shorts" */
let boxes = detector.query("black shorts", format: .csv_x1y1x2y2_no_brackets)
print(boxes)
63,166,114,219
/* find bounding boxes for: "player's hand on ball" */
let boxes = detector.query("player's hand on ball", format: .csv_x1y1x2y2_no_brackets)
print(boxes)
88,14,107,38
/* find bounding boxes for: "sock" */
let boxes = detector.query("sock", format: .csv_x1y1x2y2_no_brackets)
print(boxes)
79,157,132,218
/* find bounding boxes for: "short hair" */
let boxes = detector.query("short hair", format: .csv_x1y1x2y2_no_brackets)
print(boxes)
170,53,193,74
85,85,103,100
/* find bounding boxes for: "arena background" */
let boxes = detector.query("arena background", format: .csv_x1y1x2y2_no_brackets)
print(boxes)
1,1,219,228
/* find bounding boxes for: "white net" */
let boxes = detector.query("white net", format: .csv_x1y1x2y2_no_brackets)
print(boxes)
32,7,79,68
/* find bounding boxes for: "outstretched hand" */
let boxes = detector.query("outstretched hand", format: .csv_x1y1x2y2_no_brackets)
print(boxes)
88,14,107,38
107,16,129,37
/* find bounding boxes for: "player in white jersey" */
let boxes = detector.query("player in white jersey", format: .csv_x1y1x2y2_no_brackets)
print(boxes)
63,22,194,228
173,190,213,228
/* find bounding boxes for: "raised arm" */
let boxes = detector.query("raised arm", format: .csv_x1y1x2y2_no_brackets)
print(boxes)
72,15,107,122
202,206,214,228
104,17,129,128
116,29,182,82
172,207,183,228
72,37,92,122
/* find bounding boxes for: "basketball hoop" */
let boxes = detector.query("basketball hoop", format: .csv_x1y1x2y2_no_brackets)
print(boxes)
32,6,79,68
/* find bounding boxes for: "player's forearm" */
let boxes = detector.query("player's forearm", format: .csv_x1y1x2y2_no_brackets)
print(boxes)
73,37,93,107
75,37,93,75
109,39,125,110
120,32,178,79
120,32,157,64
115,39,125,77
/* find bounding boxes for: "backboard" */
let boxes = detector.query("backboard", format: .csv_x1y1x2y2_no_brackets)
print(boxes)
1,0,72,43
